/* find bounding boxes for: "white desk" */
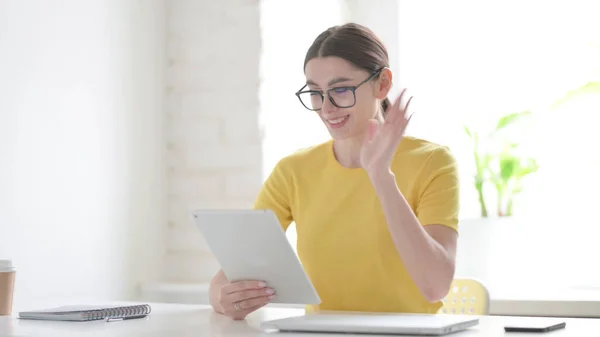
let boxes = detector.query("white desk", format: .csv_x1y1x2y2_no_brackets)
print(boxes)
141,282,600,318
1,302,600,337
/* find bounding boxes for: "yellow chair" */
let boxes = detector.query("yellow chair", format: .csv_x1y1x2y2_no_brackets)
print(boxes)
439,278,489,315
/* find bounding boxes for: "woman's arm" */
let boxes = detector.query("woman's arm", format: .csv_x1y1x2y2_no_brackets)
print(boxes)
369,148,460,303
208,156,295,318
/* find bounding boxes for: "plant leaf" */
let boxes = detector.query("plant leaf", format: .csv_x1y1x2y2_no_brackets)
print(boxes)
516,158,539,178
552,81,600,110
477,153,492,178
499,156,518,183
464,126,472,138
495,111,532,131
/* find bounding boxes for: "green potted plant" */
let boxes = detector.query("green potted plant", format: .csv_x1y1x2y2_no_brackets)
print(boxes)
457,80,599,287
464,111,539,218
457,111,539,287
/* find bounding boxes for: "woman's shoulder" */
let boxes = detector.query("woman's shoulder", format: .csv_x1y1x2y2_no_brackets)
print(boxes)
399,136,455,156
273,140,332,172
395,136,457,171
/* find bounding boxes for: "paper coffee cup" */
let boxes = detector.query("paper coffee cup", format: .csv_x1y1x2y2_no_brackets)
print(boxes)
0,260,15,272
0,259,16,316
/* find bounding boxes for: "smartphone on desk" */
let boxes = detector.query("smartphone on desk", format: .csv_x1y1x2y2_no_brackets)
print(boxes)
504,320,566,333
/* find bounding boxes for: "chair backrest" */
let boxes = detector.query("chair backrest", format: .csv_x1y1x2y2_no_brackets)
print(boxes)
439,278,490,315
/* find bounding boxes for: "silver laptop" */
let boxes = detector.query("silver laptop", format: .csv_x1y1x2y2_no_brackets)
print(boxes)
260,312,479,336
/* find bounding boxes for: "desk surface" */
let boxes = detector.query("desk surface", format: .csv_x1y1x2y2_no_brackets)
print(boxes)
1,302,599,337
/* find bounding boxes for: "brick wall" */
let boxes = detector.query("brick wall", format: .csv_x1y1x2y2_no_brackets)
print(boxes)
164,0,263,283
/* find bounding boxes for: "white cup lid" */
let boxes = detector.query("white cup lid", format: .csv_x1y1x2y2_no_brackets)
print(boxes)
0,260,14,270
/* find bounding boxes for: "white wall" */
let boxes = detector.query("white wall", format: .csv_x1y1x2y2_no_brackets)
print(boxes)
341,0,400,97
141,1,343,302
259,0,341,178
162,0,263,284
0,0,165,310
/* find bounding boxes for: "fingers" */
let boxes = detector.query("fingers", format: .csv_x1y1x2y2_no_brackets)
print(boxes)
221,280,266,294
394,88,407,112
386,89,406,123
403,96,415,127
230,302,269,321
366,119,381,143
404,96,414,119
223,292,274,319
386,89,413,124
229,287,275,303
390,93,414,138
218,280,276,319
233,292,275,311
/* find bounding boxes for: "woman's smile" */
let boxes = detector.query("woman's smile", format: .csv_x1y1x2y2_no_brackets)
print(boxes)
326,114,350,128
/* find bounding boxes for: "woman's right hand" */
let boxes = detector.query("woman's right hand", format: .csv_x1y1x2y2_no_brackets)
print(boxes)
213,280,276,320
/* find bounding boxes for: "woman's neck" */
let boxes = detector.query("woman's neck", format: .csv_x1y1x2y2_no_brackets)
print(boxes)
333,110,384,168
332,135,364,168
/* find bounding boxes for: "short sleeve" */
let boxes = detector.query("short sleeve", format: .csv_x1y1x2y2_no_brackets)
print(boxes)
416,147,460,232
253,158,294,231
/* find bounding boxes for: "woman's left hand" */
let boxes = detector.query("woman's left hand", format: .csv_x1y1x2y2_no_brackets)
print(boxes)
360,89,413,178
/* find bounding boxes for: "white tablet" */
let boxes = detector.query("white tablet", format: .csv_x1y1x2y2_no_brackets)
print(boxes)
192,209,321,305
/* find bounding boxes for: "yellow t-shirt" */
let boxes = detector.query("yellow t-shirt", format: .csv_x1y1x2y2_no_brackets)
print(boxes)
254,136,460,314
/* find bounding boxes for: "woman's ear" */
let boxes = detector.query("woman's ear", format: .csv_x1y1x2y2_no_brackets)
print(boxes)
374,68,393,99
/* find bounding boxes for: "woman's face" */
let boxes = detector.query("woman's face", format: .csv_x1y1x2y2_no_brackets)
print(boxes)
303,56,391,141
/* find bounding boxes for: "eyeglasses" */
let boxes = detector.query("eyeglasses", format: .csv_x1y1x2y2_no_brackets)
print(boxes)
295,68,384,111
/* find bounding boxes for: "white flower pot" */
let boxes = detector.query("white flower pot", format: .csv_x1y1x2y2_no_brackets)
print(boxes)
455,217,516,291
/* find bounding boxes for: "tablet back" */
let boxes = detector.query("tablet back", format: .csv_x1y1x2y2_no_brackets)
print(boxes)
193,209,321,305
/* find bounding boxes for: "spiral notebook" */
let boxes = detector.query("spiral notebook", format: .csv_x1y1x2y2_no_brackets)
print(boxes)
18,304,152,321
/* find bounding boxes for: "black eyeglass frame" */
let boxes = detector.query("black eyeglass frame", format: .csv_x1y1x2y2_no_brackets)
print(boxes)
294,67,385,111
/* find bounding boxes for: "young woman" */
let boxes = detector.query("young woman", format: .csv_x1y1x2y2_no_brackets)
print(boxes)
209,23,460,320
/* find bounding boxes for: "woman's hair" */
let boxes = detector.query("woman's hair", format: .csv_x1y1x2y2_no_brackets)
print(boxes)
303,23,391,116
